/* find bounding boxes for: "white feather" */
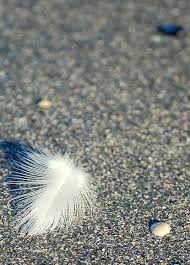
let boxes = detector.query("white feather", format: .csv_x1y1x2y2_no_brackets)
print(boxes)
9,146,96,235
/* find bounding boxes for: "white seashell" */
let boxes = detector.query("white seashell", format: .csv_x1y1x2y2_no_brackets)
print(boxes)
150,222,171,237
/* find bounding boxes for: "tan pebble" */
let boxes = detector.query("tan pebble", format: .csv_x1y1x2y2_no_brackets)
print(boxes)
150,222,171,237
38,99,51,109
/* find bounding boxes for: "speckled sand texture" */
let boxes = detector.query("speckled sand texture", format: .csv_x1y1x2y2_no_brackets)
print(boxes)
0,0,190,264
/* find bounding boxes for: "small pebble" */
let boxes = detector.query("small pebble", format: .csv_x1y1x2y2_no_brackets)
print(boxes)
157,24,184,36
151,35,162,43
38,99,52,109
150,222,171,237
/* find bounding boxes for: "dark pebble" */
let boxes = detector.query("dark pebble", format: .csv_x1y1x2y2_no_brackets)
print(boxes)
157,24,184,36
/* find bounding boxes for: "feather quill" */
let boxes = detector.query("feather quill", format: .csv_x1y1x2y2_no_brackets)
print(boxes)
8,145,96,235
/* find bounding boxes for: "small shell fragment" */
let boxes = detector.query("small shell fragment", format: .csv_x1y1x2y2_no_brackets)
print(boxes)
150,222,171,237
38,99,52,109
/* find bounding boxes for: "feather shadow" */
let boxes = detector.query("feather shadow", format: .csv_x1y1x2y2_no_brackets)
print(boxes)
0,140,35,211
